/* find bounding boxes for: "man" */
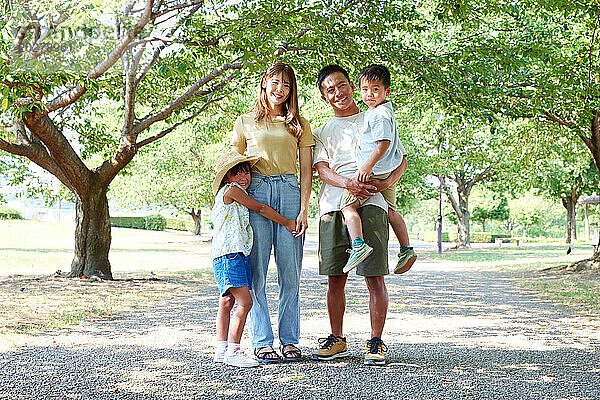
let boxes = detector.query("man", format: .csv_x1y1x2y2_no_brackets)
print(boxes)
311,65,408,366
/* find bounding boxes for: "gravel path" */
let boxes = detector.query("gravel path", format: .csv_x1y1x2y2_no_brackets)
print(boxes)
1,244,600,399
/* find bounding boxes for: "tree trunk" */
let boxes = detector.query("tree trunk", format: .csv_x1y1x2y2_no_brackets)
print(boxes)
561,193,577,245
189,208,202,236
444,175,472,248
69,184,112,279
456,184,471,248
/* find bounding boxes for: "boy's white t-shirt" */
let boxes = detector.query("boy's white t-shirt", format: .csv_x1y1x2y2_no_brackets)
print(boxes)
356,101,406,175
210,182,253,259
312,112,388,218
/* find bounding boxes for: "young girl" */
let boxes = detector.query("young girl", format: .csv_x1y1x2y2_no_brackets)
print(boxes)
231,63,314,363
211,151,297,368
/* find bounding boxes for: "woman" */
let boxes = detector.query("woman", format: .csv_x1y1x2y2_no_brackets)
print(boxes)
230,63,313,363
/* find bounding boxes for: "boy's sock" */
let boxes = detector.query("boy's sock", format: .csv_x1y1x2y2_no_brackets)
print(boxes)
400,244,413,253
352,236,365,248
227,343,241,355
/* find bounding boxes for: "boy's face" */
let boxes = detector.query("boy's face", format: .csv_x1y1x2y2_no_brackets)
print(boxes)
360,78,390,110
225,168,251,191
320,72,356,115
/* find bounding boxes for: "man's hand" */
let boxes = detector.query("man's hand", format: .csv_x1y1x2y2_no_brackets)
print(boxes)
345,176,377,199
367,177,390,193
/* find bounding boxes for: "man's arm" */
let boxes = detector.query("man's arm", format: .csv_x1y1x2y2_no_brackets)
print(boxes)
314,161,378,200
368,156,407,192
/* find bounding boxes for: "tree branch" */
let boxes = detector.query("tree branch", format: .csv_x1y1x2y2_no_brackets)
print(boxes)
0,131,77,193
542,111,586,136
45,0,156,113
22,111,92,194
151,0,205,20
134,2,204,87
132,61,242,136
441,175,462,219
136,95,224,148
122,46,146,135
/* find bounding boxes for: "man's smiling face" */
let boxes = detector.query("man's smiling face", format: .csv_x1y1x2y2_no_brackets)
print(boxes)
320,72,357,116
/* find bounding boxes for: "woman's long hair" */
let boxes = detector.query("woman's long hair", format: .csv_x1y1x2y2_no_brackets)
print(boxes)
253,63,303,138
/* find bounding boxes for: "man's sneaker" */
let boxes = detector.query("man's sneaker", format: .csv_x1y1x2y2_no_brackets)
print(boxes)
394,247,417,274
364,337,387,366
343,242,373,273
311,334,349,360
224,349,259,368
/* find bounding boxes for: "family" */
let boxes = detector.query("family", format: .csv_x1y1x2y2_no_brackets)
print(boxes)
210,63,417,368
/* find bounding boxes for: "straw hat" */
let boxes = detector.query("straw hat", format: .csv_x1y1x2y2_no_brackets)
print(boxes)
212,151,260,195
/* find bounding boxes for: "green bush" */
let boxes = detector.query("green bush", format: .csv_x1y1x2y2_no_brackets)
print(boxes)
0,211,22,220
144,214,167,230
422,231,450,242
111,215,166,231
0,206,22,220
448,231,492,243
491,233,511,242
165,218,195,231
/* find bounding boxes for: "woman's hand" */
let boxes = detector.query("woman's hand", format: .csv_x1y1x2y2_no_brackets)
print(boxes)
294,210,308,237
284,219,299,236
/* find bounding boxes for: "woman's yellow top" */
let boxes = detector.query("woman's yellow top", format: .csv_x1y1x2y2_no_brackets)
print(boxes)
230,112,315,175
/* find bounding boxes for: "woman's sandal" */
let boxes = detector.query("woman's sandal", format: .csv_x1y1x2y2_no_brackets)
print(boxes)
280,344,302,362
254,346,281,364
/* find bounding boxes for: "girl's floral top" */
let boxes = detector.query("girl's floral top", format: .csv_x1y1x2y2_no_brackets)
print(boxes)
211,182,253,259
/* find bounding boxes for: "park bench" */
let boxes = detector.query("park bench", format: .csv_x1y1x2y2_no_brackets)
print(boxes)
495,237,523,247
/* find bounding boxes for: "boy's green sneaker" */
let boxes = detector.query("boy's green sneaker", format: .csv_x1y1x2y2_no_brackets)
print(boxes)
343,241,373,273
394,246,417,274
311,334,349,360
364,337,387,366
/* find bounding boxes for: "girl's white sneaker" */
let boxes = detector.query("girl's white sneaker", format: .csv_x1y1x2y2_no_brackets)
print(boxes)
224,350,259,368
213,351,226,363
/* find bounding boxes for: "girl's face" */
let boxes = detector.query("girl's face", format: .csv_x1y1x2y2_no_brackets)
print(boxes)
224,168,251,191
262,72,291,112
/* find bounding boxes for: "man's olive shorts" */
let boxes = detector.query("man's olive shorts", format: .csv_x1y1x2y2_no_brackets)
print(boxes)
318,205,389,277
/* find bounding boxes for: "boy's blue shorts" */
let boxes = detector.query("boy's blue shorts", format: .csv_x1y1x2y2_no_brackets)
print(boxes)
212,252,252,296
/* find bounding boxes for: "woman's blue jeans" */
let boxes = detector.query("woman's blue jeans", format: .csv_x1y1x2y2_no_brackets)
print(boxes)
246,173,304,348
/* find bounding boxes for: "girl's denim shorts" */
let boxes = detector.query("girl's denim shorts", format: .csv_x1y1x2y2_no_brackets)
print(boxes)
212,252,252,296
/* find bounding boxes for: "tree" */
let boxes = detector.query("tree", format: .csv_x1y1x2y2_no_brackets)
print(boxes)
418,111,506,247
109,99,242,235
470,187,509,232
508,191,549,237
409,1,600,267
0,0,429,278
531,150,598,244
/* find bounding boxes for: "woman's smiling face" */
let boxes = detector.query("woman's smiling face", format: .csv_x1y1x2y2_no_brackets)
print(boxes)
263,72,291,111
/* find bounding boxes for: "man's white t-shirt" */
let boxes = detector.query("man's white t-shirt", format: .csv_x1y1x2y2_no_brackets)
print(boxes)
312,112,388,218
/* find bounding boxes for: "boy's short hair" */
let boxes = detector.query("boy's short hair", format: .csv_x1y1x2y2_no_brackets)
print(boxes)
357,64,391,89
316,65,351,94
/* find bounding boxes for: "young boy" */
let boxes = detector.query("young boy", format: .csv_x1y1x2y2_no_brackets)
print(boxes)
341,64,417,274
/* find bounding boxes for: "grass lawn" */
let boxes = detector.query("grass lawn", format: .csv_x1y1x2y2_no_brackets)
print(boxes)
0,219,213,277
0,219,215,349
419,243,594,272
